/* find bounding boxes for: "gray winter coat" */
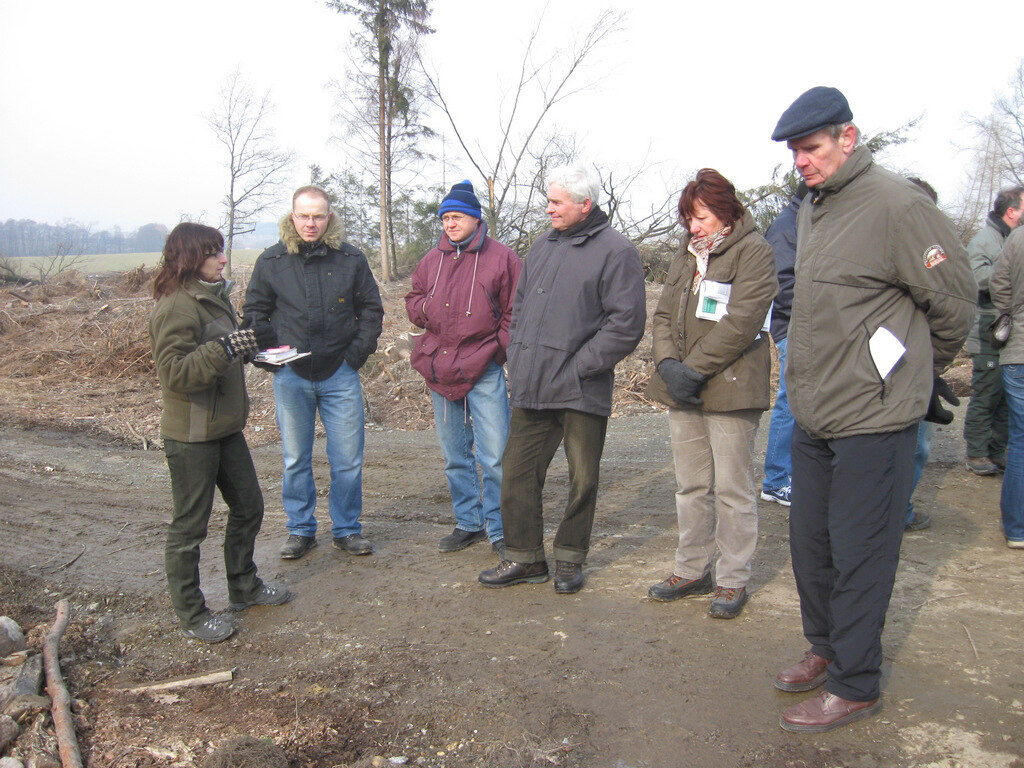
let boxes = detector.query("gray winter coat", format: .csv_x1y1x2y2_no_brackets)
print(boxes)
966,214,1012,354
990,226,1024,365
506,209,647,416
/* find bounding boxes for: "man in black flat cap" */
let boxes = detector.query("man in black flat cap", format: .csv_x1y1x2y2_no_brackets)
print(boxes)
769,87,976,732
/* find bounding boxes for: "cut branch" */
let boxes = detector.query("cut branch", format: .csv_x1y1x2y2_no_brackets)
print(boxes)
44,599,82,768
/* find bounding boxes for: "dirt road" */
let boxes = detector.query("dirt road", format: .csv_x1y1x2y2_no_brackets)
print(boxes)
1,404,1021,767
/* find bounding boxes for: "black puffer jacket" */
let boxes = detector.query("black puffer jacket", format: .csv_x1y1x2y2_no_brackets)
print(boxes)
243,214,384,381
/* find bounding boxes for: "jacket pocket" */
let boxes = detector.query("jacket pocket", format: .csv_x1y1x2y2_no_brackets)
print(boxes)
537,342,583,402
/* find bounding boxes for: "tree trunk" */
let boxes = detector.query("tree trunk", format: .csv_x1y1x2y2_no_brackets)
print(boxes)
377,62,392,282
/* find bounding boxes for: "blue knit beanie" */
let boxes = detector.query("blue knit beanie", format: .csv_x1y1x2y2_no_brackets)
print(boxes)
438,180,483,219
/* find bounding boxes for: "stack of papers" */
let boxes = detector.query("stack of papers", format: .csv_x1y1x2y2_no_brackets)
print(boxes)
253,346,311,366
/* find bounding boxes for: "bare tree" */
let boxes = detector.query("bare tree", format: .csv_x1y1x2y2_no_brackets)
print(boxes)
329,0,434,282
422,10,620,255
955,61,1024,238
208,71,294,278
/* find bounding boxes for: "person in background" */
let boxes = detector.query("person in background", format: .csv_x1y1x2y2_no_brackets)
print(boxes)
962,186,1024,476
770,87,975,732
759,181,806,508
244,186,384,560
478,163,647,595
646,169,776,619
989,224,1024,548
405,180,521,555
150,223,290,643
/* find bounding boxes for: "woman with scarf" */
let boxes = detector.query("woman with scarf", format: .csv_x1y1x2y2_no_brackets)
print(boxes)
645,169,777,619
150,222,289,643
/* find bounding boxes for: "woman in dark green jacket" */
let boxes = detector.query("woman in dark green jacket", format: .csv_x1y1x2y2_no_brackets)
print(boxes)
645,169,776,620
150,223,289,643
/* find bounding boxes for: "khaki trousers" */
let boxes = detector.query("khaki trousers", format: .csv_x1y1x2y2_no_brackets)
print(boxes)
668,408,761,588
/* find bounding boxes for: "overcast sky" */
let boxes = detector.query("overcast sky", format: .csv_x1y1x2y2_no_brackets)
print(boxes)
1,0,1020,234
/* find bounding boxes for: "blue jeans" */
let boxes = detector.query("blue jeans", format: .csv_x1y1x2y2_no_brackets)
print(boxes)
905,421,933,524
430,362,509,542
1000,364,1024,542
762,337,793,492
273,362,364,539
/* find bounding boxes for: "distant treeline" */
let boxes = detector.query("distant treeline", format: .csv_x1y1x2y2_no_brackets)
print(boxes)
0,219,170,257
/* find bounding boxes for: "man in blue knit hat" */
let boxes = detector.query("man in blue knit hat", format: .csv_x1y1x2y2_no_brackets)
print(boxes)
406,181,522,554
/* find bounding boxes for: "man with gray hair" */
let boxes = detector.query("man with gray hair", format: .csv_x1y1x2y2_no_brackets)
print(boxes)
962,185,1024,475
478,163,646,594
770,87,975,732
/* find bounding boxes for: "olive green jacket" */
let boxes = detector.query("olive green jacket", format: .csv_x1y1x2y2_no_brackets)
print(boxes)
647,212,777,413
786,145,976,439
150,280,248,442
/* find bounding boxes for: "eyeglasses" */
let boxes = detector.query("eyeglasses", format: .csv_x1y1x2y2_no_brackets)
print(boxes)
204,250,225,258
292,213,329,223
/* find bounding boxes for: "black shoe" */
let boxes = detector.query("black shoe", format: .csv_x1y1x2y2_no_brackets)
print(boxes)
647,572,713,602
904,511,932,531
478,560,549,588
280,535,317,560
438,527,487,552
709,585,748,619
554,561,584,594
333,533,373,555
182,615,235,643
491,538,505,557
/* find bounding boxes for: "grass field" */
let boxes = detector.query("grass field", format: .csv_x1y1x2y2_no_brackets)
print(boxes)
5,249,263,276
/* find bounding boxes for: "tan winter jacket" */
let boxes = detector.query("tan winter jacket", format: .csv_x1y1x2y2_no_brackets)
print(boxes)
786,145,976,439
647,212,777,413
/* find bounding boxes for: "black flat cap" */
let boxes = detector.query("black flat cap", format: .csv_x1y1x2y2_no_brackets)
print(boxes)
772,86,853,142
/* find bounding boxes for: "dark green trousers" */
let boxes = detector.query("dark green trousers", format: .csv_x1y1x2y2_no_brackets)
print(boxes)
500,408,608,564
964,354,1009,460
164,431,264,629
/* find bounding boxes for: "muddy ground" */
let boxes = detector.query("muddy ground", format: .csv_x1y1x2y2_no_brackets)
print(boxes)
2,398,1022,767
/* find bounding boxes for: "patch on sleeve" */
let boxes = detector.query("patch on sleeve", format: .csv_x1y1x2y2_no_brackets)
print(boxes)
923,245,947,269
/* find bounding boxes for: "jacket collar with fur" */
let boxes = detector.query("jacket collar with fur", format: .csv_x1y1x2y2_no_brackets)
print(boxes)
278,212,344,255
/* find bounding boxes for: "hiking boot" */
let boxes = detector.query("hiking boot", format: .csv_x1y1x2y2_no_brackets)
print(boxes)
438,527,487,553
760,485,792,506
647,572,713,602
478,559,549,588
554,561,584,594
709,585,748,619
965,457,999,476
280,535,317,560
229,583,293,611
333,533,373,555
182,615,234,644
904,511,932,531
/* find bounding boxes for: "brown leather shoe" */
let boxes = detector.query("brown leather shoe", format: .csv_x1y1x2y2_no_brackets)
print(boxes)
478,559,549,588
779,690,881,732
774,650,829,692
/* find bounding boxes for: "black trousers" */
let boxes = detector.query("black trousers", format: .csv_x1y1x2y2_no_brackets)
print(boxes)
164,431,265,628
500,407,608,564
789,423,916,702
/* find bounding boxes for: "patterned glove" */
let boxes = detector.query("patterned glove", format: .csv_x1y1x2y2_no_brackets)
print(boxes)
216,318,276,360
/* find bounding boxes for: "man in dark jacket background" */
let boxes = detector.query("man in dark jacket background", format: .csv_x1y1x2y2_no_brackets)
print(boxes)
244,185,384,560
770,88,975,733
478,163,647,595
760,182,805,507
962,186,1024,475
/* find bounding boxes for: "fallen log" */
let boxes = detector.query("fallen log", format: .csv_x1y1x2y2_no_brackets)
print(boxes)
43,600,81,768
127,669,234,694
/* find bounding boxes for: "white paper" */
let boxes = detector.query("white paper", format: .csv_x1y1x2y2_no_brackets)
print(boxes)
868,326,906,379
695,279,771,333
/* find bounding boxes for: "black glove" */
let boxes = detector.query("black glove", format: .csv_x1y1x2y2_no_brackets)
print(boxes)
658,359,706,407
217,318,277,360
924,375,959,425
